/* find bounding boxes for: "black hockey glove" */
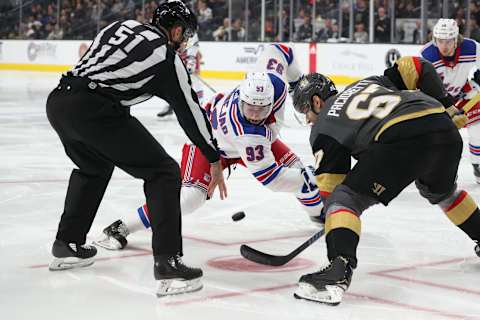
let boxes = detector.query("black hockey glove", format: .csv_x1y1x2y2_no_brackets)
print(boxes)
473,69,480,86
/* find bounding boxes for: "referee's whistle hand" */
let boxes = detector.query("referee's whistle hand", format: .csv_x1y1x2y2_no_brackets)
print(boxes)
208,161,227,200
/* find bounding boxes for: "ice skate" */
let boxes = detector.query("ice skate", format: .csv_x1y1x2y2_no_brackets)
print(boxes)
294,256,353,306
49,239,97,271
94,219,129,250
154,254,203,297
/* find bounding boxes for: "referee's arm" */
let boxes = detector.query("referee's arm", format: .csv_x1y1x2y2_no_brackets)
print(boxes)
158,52,220,163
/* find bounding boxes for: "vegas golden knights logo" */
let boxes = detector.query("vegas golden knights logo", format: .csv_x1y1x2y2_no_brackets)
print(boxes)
372,182,386,196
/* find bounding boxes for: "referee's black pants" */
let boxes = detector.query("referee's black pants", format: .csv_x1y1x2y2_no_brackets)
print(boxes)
46,76,182,256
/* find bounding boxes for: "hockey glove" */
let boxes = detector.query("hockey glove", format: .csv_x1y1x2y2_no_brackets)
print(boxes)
297,166,324,222
446,105,468,129
300,165,318,193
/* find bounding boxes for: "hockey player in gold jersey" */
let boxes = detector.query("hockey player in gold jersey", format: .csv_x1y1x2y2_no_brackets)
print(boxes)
291,57,480,305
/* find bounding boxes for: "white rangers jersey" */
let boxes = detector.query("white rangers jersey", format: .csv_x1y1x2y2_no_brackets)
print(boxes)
421,38,480,99
203,82,303,193
255,43,303,86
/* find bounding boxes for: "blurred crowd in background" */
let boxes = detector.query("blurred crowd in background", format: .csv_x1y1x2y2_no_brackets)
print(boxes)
1,0,480,44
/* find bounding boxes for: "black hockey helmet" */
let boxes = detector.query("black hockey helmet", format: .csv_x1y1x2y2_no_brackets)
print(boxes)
152,1,197,39
292,73,338,114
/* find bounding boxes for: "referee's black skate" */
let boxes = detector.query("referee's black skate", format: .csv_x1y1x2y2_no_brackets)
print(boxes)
154,254,203,297
49,239,97,271
475,241,480,257
294,256,353,306
94,219,129,250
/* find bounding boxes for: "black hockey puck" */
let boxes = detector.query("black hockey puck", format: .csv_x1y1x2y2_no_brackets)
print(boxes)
231,211,246,221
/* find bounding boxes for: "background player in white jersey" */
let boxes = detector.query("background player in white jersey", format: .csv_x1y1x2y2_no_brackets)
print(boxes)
97,72,323,250
421,18,480,182
255,43,303,91
157,33,204,118
254,43,303,134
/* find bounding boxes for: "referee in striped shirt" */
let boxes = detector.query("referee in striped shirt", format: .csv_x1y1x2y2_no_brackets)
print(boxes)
46,1,226,295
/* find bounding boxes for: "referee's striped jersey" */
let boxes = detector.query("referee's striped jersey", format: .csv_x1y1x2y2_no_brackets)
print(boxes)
67,19,219,163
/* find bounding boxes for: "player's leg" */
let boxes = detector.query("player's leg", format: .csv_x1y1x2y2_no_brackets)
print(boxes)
415,128,480,257
46,85,113,270
49,139,112,270
86,116,204,295
295,123,443,305
97,144,211,250
271,139,323,224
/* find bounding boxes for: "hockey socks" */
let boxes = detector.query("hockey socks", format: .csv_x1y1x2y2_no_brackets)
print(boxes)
325,209,361,268
137,204,151,229
440,190,480,243
295,208,360,305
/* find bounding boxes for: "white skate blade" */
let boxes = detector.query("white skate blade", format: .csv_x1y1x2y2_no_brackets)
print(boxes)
294,283,344,306
93,236,123,251
49,257,95,271
156,278,203,297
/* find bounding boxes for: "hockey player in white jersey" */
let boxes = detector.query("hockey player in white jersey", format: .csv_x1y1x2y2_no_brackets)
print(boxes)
254,43,303,133
255,43,303,91
97,71,322,250
421,18,480,182
157,33,204,117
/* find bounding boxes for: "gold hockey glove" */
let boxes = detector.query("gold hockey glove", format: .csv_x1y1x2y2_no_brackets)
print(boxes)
446,106,468,129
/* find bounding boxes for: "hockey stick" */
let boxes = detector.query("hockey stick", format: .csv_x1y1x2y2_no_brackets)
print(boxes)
192,74,217,94
240,228,325,266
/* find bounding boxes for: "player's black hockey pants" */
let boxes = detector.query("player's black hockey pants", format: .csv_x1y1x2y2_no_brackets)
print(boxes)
46,76,182,256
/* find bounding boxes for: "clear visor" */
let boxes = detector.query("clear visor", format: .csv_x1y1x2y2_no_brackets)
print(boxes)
293,102,316,126
241,101,272,124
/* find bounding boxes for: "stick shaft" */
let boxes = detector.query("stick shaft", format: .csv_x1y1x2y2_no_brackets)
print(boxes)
240,228,325,266
192,74,217,94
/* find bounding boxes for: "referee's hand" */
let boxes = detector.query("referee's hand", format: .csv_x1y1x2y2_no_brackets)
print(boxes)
208,161,227,200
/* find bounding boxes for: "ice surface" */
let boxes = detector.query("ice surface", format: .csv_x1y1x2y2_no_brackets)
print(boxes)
1,71,479,320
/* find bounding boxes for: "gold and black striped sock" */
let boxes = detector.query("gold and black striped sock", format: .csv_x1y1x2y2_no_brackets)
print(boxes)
442,190,480,242
325,208,361,268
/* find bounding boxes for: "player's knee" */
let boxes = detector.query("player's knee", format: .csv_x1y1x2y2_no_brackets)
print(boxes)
324,184,378,215
415,180,457,204
180,186,207,215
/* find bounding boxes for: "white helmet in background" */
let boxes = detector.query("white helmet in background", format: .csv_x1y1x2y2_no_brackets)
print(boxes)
433,18,459,44
239,72,275,124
